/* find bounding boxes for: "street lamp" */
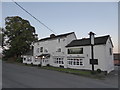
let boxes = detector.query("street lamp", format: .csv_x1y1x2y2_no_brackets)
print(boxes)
42,56,45,59
35,56,38,59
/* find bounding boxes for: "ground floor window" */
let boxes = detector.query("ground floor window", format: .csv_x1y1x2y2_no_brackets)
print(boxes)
43,59,49,63
23,58,26,61
27,57,32,61
34,59,38,62
53,57,64,64
67,58,83,66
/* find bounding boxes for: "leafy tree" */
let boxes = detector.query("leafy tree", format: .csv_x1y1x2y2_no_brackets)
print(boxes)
0,27,6,47
3,16,38,60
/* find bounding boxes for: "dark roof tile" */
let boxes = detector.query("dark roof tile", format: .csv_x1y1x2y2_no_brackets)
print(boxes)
38,32,74,42
66,35,110,47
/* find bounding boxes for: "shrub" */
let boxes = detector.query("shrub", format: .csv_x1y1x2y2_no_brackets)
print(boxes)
90,71,96,74
59,65,64,68
46,64,50,67
16,56,22,63
104,71,107,75
97,69,102,73
38,64,41,67
31,63,34,66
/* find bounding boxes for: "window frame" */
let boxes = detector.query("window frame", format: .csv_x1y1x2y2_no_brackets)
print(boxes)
68,48,83,54
40,47,43,52
67,58,83,66
109,48,112,55
54,57,64,64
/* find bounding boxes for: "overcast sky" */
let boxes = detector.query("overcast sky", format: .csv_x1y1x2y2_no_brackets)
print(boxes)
2,2,118,53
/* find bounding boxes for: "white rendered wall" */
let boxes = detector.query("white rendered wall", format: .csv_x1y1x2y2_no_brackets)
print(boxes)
33,33,114,73
33,33,77,66
66,45,109,72
93,45,106,71
104,38,114,73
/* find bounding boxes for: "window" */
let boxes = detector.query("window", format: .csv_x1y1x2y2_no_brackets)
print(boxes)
61,61,64,64
80,59,83,65
40,47,43,52
109,48,112,55
45,59,48,62
73,60,76,65
36,48,39,53
67,58,83,66
43,59,48,63
23,58,26,61
27,58,31,61
76,59,79,65
57,48,61,52
54,57,64,64
35,59,37,62
58,38,60,43
37,42,39,45
44,49,48,53
69,61,72,65
68,48,83,54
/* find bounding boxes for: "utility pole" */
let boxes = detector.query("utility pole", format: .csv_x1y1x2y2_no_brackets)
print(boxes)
89,32,95,72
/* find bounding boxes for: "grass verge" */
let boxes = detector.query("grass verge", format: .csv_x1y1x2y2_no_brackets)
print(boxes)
4,61,106,80
39,66,106,80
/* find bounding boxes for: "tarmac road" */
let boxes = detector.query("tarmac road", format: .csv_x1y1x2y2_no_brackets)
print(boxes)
2,62,118,88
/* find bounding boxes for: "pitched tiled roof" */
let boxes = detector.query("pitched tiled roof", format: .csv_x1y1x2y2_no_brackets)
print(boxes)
38,32,74,42
66,35,112,47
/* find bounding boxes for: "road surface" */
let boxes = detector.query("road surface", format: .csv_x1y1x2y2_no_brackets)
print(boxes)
2,62,118,88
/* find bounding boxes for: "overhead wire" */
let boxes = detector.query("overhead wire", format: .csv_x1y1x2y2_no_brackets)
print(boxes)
12,0,56,34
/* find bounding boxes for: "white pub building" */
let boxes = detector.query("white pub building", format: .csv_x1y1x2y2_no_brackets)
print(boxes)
22,32,114,73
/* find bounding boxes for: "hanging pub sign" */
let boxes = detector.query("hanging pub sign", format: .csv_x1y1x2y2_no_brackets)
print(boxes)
90,59,98,65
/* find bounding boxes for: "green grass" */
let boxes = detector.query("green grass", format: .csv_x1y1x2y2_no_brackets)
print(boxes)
40,66,106,80
5,60,106,79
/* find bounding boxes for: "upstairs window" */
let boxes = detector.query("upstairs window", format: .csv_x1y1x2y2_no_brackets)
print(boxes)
58,38,60,43
44,49,48,53
63,38,65,41
109,48,112,55
68,48,83,54
57,48,61,52
40,47,43,52
36,48,39,53
37,42,39,45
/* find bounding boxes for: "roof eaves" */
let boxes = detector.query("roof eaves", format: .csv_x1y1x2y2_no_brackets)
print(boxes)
38,32,74,42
